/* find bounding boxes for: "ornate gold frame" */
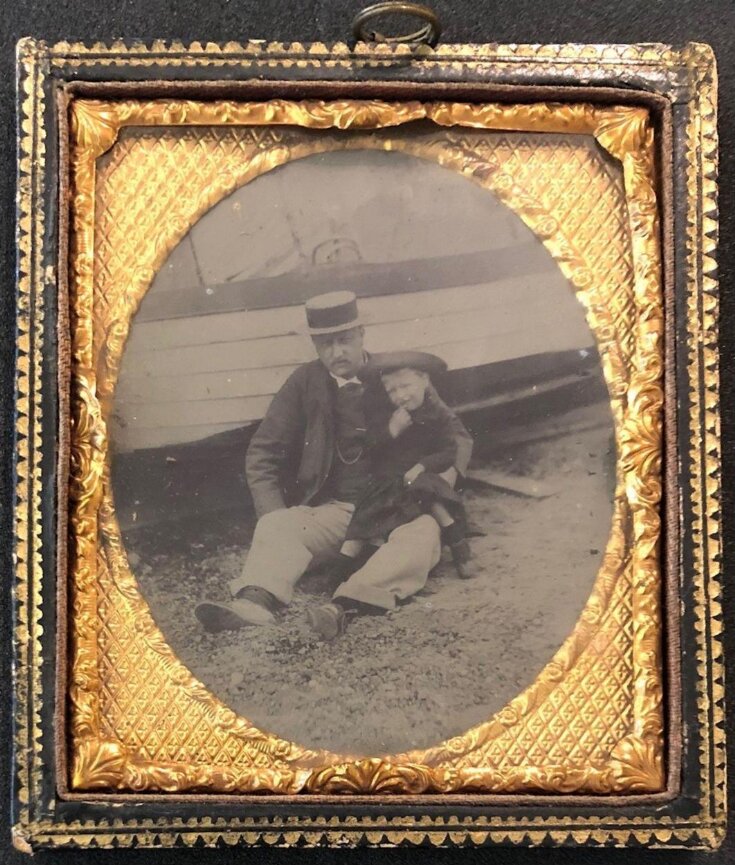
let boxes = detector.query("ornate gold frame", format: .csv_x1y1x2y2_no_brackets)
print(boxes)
67,97,663,795
12,38,723,850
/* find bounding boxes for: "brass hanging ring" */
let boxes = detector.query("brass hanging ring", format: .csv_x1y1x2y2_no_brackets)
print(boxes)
352,2,442,47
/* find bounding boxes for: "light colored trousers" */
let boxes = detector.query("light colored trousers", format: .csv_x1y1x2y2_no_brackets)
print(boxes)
230,501,442,610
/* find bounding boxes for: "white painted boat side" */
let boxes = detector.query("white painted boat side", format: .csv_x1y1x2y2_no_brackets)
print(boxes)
112,336,594,451
112,421,247,453
119,281,590,379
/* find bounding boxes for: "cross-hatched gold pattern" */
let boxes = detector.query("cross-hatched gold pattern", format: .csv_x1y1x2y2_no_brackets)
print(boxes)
90,120,640,781
469,564,633,769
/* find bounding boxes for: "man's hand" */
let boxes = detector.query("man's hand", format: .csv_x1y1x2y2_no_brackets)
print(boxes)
404,463,425,486
388,406,413,438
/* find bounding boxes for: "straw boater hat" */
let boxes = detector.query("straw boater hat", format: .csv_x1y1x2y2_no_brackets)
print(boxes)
305,290,364,335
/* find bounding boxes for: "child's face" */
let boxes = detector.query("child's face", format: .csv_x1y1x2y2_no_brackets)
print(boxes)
381,368,429,411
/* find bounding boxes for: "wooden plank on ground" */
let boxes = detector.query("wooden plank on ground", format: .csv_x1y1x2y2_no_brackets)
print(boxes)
466,469,559,498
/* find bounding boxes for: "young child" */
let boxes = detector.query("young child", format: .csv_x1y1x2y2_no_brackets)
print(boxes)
336,351,472,579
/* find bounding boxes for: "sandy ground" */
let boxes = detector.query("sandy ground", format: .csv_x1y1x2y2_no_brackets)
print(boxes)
127,403,615,756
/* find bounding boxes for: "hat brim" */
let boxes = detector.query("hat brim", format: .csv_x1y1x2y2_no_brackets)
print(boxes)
369,350,448,377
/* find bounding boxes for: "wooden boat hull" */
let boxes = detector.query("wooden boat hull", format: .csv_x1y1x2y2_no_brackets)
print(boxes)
112,267,595,452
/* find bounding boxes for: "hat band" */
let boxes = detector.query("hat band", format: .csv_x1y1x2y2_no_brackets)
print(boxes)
307,316,363,335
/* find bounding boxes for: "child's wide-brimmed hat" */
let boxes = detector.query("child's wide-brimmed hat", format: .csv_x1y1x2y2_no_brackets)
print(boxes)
368,350,448,377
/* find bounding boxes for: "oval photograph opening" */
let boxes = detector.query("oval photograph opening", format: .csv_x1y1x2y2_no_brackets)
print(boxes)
110,149,615,755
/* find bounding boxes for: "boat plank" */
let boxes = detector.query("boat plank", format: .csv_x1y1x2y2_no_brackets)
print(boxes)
118,337,594,411
135,242,548,322
111,420,246,453
114,335,595,431
117,347,599,407
116,366,293,403
113,395,276,433
111,352,603,453
121,295,591,378
126,275,564,351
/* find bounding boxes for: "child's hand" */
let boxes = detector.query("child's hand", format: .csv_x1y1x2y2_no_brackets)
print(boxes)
389,406,413,438
404,463,425,486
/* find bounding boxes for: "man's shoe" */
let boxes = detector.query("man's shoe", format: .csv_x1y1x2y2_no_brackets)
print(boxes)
195,597,276,632
306,602,347,641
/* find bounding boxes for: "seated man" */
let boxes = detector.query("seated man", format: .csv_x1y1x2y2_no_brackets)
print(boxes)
195,290,472,639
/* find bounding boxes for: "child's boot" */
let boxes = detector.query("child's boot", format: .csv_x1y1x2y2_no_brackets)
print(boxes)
450,538,473,579
442,522,473,579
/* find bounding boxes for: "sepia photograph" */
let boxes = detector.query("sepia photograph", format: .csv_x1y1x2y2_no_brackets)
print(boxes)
110,146,616,755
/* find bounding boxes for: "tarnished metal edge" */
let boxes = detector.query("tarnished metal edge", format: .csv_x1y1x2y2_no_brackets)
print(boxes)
10,36,723,850
12,35,47,853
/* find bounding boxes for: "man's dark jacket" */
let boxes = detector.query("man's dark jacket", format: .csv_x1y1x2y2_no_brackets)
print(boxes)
245,359,474,519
